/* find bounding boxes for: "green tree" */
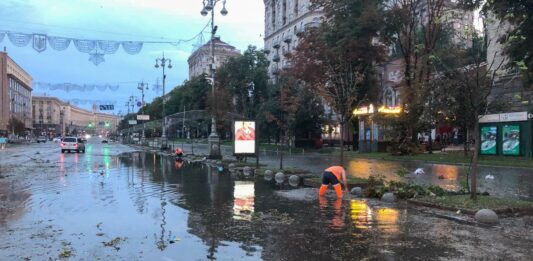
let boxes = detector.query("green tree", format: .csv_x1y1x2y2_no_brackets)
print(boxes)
383,0,448,147
290,0,386,165
482,0,533,81
216,46,269,119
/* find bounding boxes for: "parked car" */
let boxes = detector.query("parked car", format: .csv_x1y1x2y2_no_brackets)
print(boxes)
53,137,62,142
37,136,47,143
60,137,85,153
102,139,109,143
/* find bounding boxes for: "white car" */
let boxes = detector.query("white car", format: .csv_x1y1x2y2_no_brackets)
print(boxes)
53,137,62,142
60,137,86,153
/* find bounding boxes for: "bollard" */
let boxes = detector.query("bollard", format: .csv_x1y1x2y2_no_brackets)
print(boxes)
288,175,300,187
275,172,285,184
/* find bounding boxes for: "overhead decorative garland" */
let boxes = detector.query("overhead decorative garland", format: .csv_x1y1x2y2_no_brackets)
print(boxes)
33,82,120,92
0,20,211,65
64,99,117,106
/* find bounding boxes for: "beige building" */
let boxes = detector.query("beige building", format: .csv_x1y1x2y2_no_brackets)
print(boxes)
263,0,323,80
187,37,240,79
0,51,33,135
485,14,532,112
32,96,121,136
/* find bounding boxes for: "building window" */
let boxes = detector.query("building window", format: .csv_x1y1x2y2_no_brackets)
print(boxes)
384,88,396,107
271,1,276,30
282,0,287,25
294,0,299,16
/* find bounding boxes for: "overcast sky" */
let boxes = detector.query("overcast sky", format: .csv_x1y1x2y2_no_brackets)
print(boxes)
0,0,265,115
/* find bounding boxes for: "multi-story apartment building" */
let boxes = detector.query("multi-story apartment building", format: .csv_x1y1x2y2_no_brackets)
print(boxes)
485,14,532,112
187,37,240,79
32,95,121,137
0,50,33,135
263,0,323,81
32,96,64,136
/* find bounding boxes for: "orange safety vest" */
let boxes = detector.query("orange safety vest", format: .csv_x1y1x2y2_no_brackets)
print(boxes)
325,166,344,181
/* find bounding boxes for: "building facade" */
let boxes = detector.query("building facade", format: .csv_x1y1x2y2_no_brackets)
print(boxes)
187,37,240,79
32,96,121,137
0,51,33,135
263,0,323,81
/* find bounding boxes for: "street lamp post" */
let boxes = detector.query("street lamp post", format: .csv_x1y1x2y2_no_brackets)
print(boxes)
201,0,228,159
155,53,172,149
138,81,148,144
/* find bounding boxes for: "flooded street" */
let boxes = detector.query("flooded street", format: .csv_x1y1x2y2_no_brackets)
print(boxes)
179,143,533,200
1,140,532,260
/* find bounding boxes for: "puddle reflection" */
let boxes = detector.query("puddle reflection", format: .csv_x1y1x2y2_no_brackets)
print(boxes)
233,181,255,221
350,200,400,236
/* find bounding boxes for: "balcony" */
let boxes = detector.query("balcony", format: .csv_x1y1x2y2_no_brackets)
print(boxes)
283,35,292,44
282,48,291,57
271,65,279,75
272,42,281,49
282,61,292,70
272,54,281,63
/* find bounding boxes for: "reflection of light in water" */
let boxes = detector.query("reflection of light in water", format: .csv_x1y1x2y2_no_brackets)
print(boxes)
432,164,460,191
376,208,399,234
432,165,458,181
85,144,92,172
103,147,110,169
347,160,402,182
350,201,400,236
350,200,372,230
348,161,372,179
233,181,255,221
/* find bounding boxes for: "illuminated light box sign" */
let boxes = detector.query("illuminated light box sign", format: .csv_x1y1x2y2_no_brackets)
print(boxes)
480,126,497,155
353,104,402,115
234,121,256,155
502,125,520,156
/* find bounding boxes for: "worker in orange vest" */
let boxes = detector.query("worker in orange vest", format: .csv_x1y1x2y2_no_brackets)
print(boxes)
175,148,184,158
319,166,349,198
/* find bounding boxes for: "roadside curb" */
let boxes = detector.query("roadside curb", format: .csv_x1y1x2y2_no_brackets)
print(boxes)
407,199,533,217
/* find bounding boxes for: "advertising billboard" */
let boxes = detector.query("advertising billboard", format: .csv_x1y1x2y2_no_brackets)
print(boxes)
502,125,520,156
480,126,497,155
234,121,256,155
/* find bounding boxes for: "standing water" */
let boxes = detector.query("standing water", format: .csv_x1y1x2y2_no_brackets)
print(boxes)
0,151,531,260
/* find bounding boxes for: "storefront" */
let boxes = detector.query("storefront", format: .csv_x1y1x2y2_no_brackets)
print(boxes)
355,104,402,153
479,111,532,157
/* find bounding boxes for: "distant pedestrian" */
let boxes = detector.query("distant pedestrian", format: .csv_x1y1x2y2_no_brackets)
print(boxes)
0,136,6,150
319,166,349,198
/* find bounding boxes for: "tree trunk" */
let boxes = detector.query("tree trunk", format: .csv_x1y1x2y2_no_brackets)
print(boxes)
463,125,469,157
470,121,480,200
340,122,345,167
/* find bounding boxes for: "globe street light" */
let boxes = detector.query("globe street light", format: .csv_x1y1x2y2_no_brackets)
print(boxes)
155,53,172,149
201,0,228,159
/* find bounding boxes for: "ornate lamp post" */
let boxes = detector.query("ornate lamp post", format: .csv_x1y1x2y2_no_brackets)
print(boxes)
201,0,228,159
138,81,148,143
154,53,172,149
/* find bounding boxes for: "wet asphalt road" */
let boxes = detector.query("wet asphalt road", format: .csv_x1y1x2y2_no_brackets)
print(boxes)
0,139,532,260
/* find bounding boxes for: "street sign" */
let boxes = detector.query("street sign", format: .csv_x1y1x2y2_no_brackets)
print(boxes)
99,105,114,110
137,115,150,121
128,120,137,125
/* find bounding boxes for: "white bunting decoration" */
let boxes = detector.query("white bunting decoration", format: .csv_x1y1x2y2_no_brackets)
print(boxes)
74,39,96,53
7,32,32,47
121,41,143,55
48,36,71,51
